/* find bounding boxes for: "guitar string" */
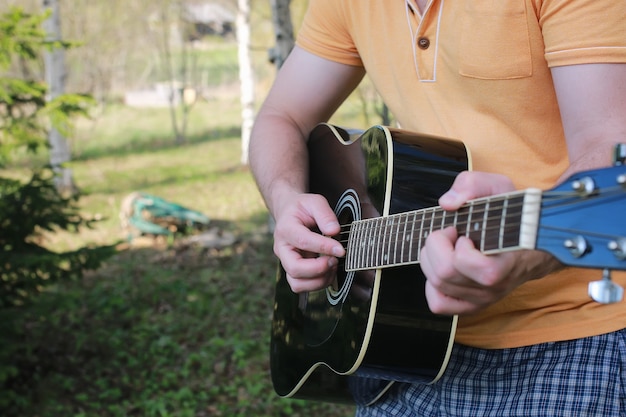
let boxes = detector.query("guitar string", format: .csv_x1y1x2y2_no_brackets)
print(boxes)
334,188,623,240
334,197,530,243
333,199,531,267
329,187,625,265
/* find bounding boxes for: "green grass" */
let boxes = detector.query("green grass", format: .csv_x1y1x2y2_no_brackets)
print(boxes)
3,94,358,416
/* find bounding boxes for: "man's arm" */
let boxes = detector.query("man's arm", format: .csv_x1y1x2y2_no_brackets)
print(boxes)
552,63,626,176
249,46,365,292
420,63,626,315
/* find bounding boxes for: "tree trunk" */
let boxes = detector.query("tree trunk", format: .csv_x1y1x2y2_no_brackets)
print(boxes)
269,0,295,69
42,0,76,194
237,0,254,165
159,1,185,144
266,0,295,232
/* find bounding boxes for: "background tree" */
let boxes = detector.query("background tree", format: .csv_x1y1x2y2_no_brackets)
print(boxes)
269,0,295,69
1,8,115,408
237,0,254,164
0,0,114,352
41,0,76,193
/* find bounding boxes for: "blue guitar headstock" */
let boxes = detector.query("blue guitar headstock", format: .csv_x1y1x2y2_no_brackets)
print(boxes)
537,145,626,303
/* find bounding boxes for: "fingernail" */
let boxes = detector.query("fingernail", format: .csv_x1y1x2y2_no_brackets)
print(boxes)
332,246,345,257
439,190,460,207
325,221,340,233
328,257,338,268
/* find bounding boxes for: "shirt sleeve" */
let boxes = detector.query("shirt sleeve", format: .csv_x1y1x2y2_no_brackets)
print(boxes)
295,0,364,67
539,0,626,67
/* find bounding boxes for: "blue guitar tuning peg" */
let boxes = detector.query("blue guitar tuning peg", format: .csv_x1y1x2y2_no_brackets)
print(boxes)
608,238,626,261
588,269,624,304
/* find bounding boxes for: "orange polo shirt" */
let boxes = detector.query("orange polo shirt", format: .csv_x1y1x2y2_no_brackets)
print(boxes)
296,0,626,349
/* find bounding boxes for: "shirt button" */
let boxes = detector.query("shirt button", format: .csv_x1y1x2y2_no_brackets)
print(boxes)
418,37,430,50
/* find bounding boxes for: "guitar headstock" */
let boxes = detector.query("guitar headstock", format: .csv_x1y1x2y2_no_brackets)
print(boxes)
537,163,626,270
536,149,626,303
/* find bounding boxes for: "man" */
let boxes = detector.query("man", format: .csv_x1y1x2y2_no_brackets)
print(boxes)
250,0,626,415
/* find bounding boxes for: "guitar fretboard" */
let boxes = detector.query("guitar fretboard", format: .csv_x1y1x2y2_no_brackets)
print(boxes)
344,189,542,271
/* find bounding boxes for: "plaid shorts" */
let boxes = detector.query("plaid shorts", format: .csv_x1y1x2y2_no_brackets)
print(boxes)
356,329,626,416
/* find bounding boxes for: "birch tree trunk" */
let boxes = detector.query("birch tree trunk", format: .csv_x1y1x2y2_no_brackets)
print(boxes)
237,0,254,165
269,0,295,69
266,0,295,232
42,0,75,194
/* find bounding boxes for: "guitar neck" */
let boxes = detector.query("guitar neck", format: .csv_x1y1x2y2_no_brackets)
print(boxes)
345,189,542,271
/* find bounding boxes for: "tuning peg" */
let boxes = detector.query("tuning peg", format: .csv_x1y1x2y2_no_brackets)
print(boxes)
571,177,596,196
588,269,624,304
608,238,626,261
564,235,589,258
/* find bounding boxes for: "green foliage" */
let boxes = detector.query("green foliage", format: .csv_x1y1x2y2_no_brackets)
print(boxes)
0,7,93,166
0,7,48,66
0,169,116,308
0,77,47,163
0,6,116,411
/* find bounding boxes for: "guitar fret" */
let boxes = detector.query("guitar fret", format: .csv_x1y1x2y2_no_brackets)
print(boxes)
469,201,485,246
499,197,508,250
410,212,417,263
417,210,425,260
352,221,363,269
465,202,473,238
375,218,383,268
385,216,391,266
362,219,371,269
349,222,356,268
455,207,468,243
409,211,417,263
370,219,377,267
429,208,436,236
370,217,380,267
345,223,353,269
502,196,524,248
358,220,367,269
480,200,490,252
369,218,377,268
380,218,387,266
367,219,374,268
421,209,432,259
400,213,409,263
439,210,444,230
441,210,454,230
385,216,396,265
392,215,399,265
484,198,504,252
378,217,391,265
401,213,413,262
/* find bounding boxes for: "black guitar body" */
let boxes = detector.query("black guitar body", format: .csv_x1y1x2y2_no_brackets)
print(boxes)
270,124,469,403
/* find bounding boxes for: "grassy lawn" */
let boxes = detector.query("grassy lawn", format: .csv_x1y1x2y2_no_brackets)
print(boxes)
3,95,359,416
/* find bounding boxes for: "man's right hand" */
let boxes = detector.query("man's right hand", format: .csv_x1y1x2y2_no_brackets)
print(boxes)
272,193,346,293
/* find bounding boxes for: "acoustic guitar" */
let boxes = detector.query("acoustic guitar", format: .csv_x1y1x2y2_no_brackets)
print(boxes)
270,123,626,404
